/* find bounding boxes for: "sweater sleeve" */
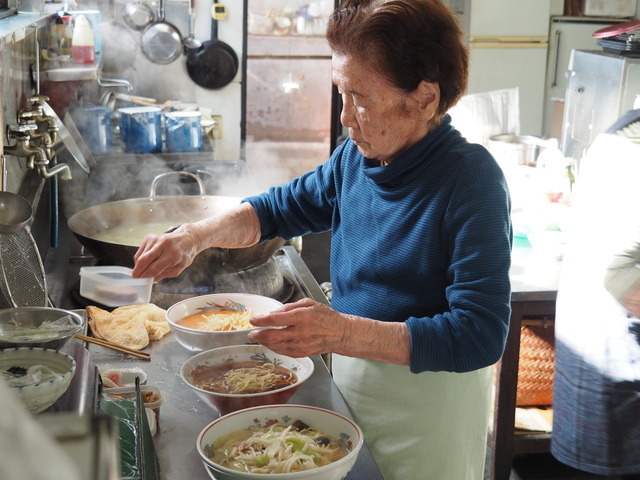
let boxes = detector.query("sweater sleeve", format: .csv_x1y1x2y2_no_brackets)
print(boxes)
406,167,512,373
243,155,339,241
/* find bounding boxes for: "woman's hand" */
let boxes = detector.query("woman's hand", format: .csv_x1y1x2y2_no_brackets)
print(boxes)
132,225,201,281
132,203,262,281
248,298,348,358
248,298,411,365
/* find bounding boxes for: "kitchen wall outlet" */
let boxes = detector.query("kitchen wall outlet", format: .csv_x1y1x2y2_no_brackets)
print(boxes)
212,115,223,139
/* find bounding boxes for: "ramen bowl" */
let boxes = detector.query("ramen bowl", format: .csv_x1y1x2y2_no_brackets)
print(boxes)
180,344,314,415
0,347,76,413
0,307,84,350
197,404,364,480
166,293,284,352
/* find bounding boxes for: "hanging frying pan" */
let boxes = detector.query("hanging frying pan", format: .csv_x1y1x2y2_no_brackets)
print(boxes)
141,0,183,65
186,2,238,89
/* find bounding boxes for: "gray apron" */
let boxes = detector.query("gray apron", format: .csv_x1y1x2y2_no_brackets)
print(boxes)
332,354,493,480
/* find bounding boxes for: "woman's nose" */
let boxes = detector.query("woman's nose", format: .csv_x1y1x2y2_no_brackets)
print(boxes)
340,102,355,128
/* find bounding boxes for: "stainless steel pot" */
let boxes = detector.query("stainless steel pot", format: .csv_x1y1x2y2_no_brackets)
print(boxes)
67,195,285,273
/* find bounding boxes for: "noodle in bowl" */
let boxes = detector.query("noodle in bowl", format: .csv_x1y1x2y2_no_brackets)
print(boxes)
166,293,284,352
180,344,314,415
197,404,364,480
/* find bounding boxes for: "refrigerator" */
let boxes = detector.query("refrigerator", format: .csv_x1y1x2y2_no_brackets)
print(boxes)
561,49,640,169
542,16,627,140
465,0,556,136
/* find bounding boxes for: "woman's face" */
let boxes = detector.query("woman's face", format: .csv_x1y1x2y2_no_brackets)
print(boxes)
332,54,438,165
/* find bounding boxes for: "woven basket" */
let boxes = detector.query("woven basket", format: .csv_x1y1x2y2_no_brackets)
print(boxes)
516,324,555,406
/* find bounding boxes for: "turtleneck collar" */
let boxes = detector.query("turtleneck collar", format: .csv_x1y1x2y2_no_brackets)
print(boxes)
359,114,460,188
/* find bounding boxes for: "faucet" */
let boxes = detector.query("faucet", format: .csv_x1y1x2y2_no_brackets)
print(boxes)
4,124,72,180
37,162,72,180
4,124,48,164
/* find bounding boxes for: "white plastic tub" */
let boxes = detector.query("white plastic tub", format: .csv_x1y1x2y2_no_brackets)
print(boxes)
79,266,153,307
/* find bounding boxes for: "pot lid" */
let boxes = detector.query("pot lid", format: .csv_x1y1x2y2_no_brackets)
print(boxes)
593,20,640,39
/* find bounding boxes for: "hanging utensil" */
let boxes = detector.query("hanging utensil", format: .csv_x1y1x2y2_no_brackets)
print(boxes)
0,192,32,233
0,193,48,307
141,0,183,65
123,1,155,31
186,1,238,89
183,0,201,53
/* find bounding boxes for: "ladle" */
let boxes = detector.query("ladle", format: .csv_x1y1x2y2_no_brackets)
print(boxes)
0,192,33,233
183,0,202,53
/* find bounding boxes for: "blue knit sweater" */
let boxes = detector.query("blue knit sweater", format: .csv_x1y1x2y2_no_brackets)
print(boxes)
245,115,512,373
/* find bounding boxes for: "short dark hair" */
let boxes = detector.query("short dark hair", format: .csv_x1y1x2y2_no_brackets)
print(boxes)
326,0,468,116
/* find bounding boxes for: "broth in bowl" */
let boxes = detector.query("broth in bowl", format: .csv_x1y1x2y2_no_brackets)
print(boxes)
190,360,298,394
206,419,349,474
180,344,314,414
178,305,254,331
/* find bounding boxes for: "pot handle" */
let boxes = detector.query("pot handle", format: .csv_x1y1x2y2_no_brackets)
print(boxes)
149,171,207,199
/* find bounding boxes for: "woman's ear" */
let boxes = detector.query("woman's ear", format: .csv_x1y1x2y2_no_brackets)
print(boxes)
416,80,440,120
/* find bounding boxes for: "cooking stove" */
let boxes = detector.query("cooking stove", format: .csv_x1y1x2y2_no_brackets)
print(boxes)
61,246,327,311
47,153,329,311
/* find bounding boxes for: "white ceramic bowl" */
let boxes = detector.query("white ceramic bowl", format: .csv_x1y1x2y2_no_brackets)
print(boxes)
197,404,364,480
180,344,314,415
166,293,284,352
0,347,76,413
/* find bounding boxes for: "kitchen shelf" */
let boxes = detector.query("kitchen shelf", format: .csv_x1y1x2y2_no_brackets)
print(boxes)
0,12,49,50
36,64,98,82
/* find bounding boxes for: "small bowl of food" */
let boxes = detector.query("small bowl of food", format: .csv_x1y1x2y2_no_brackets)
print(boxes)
0,307,84,350
0,347,76,413
166,293,284,352
197,404,363,480
180,344,314,415
99,366,148,388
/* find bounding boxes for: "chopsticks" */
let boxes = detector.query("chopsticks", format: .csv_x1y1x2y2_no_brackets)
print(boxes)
75,334,151,361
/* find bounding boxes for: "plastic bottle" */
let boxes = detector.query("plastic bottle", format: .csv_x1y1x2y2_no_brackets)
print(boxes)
537,138,568,203
71,15,96,64
57,14,74,56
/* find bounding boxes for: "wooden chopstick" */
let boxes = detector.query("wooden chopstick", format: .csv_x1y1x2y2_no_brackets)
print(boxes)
75,334,151,361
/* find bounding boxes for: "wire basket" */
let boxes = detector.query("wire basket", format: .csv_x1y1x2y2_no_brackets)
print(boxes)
516,323,555,407
0,229,48,307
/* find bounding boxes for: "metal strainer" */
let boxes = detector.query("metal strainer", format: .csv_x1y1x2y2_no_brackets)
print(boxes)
0,192,48,307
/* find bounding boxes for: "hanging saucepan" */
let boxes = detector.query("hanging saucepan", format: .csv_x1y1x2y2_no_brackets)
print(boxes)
186,1,238,89
141,0,183,65
123,1,155,31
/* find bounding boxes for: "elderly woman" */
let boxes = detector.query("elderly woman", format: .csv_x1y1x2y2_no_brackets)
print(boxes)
133,0,512,477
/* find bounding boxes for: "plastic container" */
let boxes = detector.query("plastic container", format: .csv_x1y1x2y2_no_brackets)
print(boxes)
164,110,202,152
118,106,163,154
71,15,96,64
79,266,153,307
102,385,164,424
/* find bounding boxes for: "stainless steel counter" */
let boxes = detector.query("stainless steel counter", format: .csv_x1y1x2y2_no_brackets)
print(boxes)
87,336,384,480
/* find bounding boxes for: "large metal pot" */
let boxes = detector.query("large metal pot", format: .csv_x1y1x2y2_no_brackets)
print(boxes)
67,195,285,274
